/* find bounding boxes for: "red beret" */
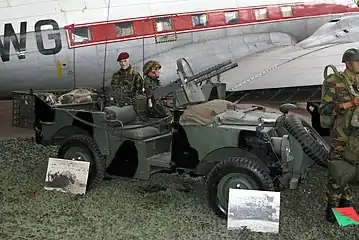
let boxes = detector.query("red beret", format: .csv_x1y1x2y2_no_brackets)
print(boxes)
117,52,129,61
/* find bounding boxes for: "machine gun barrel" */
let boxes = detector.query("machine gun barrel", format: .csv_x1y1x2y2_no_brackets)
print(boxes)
152,59,238,100
192,62,238,84
186,60,232,83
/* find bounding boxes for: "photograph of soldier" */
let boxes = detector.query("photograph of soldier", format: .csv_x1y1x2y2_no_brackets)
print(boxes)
142,60,171,118
319,48,359,223
108,52,143,106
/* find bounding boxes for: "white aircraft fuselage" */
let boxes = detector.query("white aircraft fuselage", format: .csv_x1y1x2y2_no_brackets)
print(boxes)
0,0,359,99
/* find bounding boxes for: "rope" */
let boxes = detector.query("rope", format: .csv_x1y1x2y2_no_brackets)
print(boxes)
226,43,341,100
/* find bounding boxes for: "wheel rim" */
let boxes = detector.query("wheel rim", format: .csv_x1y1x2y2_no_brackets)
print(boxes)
63,146,93,163
302,120,330,152
216,173,260,215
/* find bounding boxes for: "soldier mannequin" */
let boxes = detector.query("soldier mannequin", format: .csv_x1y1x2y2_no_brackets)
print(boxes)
142,60,171,118
319,48,359,223
142,60,162,95
110,52,143,104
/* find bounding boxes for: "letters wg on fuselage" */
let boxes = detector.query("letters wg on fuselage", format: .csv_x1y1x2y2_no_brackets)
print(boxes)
0,19,62,62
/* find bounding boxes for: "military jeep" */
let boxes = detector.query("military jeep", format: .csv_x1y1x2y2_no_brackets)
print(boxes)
12,58,329,219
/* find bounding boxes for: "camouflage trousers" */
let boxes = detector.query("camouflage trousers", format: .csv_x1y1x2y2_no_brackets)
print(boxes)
326,138,353,206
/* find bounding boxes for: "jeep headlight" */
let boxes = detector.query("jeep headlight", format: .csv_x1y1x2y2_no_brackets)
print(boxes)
281,135,294,164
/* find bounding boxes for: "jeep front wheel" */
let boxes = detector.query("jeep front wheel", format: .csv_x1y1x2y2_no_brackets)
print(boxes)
57,134,106,189
206,157,274,219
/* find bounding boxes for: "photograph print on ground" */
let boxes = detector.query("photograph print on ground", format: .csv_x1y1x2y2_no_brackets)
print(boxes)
227,189,280,233
44,157,90,195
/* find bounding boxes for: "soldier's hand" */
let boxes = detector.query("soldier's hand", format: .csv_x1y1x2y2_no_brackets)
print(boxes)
353,97,359,107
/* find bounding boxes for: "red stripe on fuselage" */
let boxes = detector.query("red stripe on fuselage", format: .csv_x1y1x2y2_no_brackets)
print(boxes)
64,2,359,49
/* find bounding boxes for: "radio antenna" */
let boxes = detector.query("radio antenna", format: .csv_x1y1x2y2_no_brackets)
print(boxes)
72,35,76,89
142,19,145,76
102,0,111,91
98,0,112,111
64,22,77,89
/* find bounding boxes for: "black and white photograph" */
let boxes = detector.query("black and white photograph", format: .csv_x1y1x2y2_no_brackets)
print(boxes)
227,189,280,233
44,157,90,195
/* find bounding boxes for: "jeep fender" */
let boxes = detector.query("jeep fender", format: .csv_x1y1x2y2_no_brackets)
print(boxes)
51,125,91,145
196,147,270,176
51,125,109,156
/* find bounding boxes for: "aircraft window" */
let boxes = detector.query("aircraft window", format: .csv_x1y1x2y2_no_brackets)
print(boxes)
192,14,207,27
155,17,172,32
225,11,239,24
254,8,268,20
72,27,92,43
116,22,134,37
281,6,294,18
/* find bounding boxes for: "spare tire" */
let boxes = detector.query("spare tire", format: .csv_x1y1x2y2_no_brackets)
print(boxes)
283,114,329,167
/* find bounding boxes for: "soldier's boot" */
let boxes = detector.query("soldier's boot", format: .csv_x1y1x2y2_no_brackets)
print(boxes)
325,203,337,223
325,177,345,223
340,185,353,207
338,198,352,207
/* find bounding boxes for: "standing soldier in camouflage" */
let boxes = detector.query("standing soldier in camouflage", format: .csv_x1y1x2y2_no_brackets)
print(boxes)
142,60,171,118
109,52,143,105
319,48,359,223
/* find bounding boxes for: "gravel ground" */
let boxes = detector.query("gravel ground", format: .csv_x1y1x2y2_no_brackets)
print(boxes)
1,138,359,240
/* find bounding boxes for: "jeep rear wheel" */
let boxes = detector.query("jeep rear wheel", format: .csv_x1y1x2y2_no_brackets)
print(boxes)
283,114,329,167
206,157,274,219
57,134,106,189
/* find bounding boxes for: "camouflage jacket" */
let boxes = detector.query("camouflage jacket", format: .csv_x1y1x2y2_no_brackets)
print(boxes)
143,76,161,97
110,66,143,96
319,72,359,141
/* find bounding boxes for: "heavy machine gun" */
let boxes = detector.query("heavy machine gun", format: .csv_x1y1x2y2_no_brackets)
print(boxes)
153,58,238,109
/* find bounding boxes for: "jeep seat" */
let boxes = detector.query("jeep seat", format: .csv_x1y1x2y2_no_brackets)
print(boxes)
104,105,138,124
105,105,161,140
122,125,160,140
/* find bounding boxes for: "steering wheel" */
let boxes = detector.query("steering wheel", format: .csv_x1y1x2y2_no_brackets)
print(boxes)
176,58,197,86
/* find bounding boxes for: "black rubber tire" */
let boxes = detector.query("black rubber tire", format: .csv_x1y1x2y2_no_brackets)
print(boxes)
283,114,329,167
57,134,106,189
206,157,274,219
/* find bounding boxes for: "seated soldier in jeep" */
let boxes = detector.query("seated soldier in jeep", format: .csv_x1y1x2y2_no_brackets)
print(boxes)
142,60,171,118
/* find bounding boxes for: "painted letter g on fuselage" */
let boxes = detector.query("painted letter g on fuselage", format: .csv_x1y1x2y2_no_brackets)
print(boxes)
35,19,62,56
